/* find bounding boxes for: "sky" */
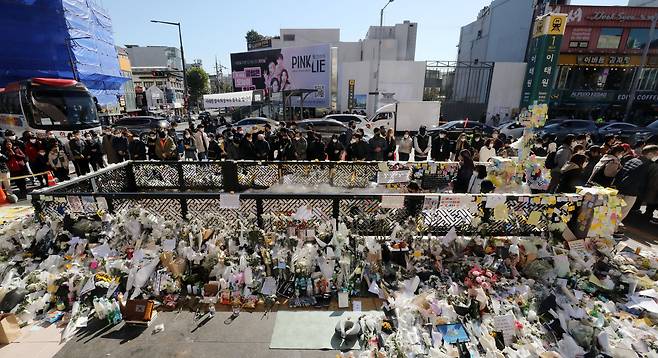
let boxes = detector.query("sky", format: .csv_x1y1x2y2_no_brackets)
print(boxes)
101,0,628,74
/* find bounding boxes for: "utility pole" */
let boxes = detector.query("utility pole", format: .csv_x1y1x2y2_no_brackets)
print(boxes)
624,14,657,122
215,56,221,94
374,0,394,115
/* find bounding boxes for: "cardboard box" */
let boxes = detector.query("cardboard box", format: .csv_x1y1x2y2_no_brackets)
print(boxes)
0,314,21,344
123,300,154,322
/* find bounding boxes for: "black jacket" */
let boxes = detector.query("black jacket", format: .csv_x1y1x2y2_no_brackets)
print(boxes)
254,139,270,160
347,140,369,161
129,139,147,160
326,140,345,161
239,139,256,160
616,157,651,197
307,139,326,161
453,164,474,193
557,163,585,193
431,137,452,161
368,135,387,161
69,139,86,160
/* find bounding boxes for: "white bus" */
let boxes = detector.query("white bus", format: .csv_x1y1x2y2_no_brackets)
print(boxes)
0,77,101,139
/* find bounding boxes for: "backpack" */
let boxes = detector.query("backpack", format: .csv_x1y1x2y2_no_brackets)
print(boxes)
545,151,557,170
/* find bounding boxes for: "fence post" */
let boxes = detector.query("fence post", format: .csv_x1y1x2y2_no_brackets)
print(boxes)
256,198,264,229
332,198,340,224
126,162,137,191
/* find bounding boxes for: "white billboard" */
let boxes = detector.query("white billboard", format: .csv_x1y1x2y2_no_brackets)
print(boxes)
203,91,253,109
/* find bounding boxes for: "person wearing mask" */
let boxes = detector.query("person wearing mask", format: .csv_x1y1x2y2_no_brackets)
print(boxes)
454,133,471,156
490,130,504,151
293,131,308,160
347,133,369,161
239,133,256,160
588,145,624,187
48,146,70,182
69,130,89,176
155,130,177,161
342,121,355,147
368,127,387,161
235,127,245,141
531,138,548,157
414,126,432,161
254,133,270,160
102,127,120,164
32,147,49,187
0,149,10,197
146,130,157,160
557,154,588,193
398,131,413,161
225,135,241,160
452,149,475,193
384,128,397,161
432,130,451,161
479,139,497,163
128,132,147,161
575,134,590,149
582,145,601,182
183,129,197,160
326,134,345,161
471,133,485,155
207,134,224,160
194,125,210,160
86,132,104,171
2,140,28,198
600,135,618,155
43,130,62,154
279,132,296,161
23,133,44,185
547,135,574,193
644,149,658,225
112,130,129,162
615,145,658,222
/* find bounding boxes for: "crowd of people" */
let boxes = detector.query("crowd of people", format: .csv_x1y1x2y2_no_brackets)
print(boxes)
1,119,657,225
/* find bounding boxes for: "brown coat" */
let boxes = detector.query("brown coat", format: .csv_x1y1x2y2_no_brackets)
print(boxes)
155,137,177,160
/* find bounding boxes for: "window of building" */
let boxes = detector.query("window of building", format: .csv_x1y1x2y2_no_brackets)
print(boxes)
283,34,295,41
597,28,623,49
627,28,658,50
639,68,658,91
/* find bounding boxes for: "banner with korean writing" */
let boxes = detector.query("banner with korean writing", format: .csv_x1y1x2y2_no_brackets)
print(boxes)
203,91,253,108
520,13,567,109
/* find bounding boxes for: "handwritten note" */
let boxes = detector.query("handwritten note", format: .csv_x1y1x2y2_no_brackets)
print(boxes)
261,277,277,296
220,193,241,209
338,291,349,308
494,314,515,345
423,196,441,210
568,240,586,253
352,301,362,312
381,195,405,209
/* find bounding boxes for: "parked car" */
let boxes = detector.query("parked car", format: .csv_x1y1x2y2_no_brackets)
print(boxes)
429,120,495,140
111,116,170,140
596,122,641,143
297,119,373,141
323,114,368,126
497,122,525,140
535,120,598,142
634,120,658,145
218,117,279,135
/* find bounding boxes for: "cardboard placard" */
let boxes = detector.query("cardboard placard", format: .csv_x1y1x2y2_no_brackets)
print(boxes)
0,314,21,344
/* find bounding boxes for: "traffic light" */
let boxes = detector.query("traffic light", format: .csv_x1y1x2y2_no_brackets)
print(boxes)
151,71,167,77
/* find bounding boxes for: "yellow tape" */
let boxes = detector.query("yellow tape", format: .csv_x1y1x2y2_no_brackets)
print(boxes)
7,171,51,181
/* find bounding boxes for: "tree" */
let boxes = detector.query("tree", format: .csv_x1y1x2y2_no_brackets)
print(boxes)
186,67,210,110
245,29,265,44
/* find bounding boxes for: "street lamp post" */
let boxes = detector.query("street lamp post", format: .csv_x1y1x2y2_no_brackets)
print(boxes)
374,0,394,115
151,20,190,123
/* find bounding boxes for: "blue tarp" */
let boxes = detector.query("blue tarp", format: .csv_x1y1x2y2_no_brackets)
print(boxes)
0,0,127,105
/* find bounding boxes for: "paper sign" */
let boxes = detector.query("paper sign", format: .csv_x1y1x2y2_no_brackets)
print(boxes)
380,195,405,209
439,195,467,209
527,211,541,226
338,291,349,308
494,314,515,344
96,197,108,211
162,239,176,252
352,301,362,312
219,193,241,209
67,196,84,212
493,204,509,221
261,277,277,296
485,195,506,209
568,240,586,253
106,281,119,298
442,227,457,246
423,196,441,210
377,162,389,172
132,249,144,262
554,255,570,277
80,276,96,296
293,205,314,220
377,170,410,184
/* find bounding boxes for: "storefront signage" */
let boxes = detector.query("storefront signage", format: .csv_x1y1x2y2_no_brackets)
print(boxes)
577,55,631,65
347,79,355,110
547,5,658,26
559,54,648,67
203,91,253,108
560,90,658,103
521,13,567,109
586,11,657,23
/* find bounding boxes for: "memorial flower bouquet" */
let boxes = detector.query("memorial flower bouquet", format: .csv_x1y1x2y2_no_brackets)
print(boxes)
463,266,498,292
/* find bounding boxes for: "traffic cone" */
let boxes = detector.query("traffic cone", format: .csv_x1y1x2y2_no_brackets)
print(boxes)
47,171,57,187
0,188,7,205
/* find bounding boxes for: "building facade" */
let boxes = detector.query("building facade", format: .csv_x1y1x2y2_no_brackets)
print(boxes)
117,47,136,112
628,0,658,7
125,45,185,113
243,22,424,115
546,5,658,121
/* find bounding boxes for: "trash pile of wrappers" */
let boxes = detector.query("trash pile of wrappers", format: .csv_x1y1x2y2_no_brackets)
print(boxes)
1,203,658,358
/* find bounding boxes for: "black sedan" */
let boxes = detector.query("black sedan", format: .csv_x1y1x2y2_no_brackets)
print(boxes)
111,116,171,139
535,120,598,143
429,120,495,140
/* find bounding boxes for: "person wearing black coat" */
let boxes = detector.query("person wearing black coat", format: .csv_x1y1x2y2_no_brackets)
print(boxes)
69,131,89,176
431,130,452,161
146,131,157,160
239,133,256,160
347,134,369,161
326,135,345,161
307,133,326,161
254,133,271,161
557,154,588,194
128,135,147,160
85,133,105,171
616,145,658,221
112,131,129,162
452,149,474,193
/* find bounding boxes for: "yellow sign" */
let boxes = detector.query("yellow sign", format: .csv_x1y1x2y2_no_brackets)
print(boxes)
533,13,568,37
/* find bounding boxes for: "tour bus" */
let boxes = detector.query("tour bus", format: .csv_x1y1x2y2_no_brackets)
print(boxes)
0,77,101,139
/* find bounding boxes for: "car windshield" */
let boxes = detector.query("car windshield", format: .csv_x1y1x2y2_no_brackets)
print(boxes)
31,89,99,126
